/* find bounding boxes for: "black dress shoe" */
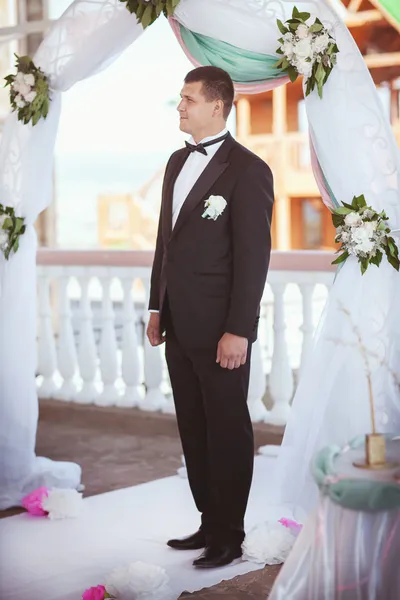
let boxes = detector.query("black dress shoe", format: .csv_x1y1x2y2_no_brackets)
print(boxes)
167,530,206,550
193,544,242,568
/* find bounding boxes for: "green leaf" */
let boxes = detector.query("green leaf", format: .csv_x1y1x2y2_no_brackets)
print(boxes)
287,66,298,83
32,111,40,126
369,251,383,267
12,238,19,253
277,19,289,35
332,251,349,265
292,6,300,19
2,217,13,230
354,194,367,208
14,218,24,234
309,23,323,33
333,207,352,215
360,258,370,275
332,213,344,228
298,12,311,21
386,252,400,271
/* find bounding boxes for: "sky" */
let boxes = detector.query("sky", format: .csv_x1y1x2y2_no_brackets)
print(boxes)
54,10,236,157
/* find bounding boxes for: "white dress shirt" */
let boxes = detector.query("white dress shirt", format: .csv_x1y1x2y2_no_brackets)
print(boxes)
172,128,228,228
149,129,228,314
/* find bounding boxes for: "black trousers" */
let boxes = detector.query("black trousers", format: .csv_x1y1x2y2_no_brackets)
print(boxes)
165,310,254,547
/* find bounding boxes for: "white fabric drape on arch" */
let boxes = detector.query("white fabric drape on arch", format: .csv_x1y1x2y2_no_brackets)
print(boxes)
174,0,400,517
0,0,144,510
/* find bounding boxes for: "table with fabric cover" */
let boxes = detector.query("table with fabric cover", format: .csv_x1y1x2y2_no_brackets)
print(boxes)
269,435,400,600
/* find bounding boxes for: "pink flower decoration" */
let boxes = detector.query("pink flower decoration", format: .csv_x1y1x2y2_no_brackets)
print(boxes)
278,517,303,536
82,585,107,600
21,486,49,516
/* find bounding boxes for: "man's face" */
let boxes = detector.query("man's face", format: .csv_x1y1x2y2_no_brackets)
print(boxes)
177,81,217,136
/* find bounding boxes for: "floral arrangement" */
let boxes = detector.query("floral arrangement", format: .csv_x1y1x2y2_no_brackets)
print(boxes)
0,203,26,260
275,6,338,98
21,486,83,520
4,55,50,126
82,562,175,600
332,194,400,275
120,0,181,28
241,520,299,565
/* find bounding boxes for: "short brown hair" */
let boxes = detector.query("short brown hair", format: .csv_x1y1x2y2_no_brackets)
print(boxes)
184,66,234,120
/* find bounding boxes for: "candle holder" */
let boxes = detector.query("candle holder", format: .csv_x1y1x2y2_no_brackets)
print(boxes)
353,433,399,470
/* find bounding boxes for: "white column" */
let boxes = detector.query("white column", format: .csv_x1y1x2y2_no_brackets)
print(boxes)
75,275,99,404
266,282,293,425
247,337,268,422
118,277,143,407
96,276,120,406
54,274,78,401
299,282,315,373
37,273,58,398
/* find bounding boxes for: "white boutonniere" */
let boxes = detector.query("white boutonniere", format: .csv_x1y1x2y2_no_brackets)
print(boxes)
202,195,227,221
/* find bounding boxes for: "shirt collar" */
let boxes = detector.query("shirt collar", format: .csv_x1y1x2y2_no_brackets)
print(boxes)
189,128,228,146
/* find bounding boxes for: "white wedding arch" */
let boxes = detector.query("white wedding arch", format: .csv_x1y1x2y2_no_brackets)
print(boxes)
0,0,399,512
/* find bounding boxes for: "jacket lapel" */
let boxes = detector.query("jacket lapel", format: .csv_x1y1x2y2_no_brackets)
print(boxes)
171,133,235,240
162,148,190,242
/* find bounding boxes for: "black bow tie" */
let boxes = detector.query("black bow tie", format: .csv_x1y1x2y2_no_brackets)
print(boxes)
185,132,229,156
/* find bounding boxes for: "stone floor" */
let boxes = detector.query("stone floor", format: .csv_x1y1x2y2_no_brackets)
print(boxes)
1,400,284,598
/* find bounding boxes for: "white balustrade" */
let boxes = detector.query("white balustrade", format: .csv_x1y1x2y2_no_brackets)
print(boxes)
75,274,99,404
141,278,169,412
299,282,315,374
266,282,294,425
54,274,78,401
35,250,336,424
247,338,268,422
96,275,120,406
37,273,58,398
119,276,143,408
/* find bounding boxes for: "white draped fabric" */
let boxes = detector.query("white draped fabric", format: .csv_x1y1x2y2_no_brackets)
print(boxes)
0,0,399,520
0,0,143,509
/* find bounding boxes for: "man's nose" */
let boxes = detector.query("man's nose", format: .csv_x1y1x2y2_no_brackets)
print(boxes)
177,101,185,112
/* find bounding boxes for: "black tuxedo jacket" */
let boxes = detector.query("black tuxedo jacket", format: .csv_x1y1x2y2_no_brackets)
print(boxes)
149,133,274,348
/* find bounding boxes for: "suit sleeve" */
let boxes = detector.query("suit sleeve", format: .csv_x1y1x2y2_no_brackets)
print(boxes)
148,211,163,311
148,156,174,311
225,159,274,339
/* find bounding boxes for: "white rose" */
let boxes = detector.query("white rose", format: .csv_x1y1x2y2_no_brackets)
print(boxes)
284,32,294,42
313,32,330,54
18,82,31,98
363,221,378,236
24,73,35,87
41,488,83,520
296,23,310,39
355,239,375,254
106,562,175,600
24,90,37,103
15,71,25,85
295,58,313,77
344,212,362,227
16,96,26,109
294,37,313,60
282,40,295,59
12,81,21,93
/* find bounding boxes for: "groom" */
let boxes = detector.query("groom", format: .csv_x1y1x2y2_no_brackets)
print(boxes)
147,66,274,568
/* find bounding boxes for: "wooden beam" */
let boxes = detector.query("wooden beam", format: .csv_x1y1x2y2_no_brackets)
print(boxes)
348,0,363,12
364,52,400,68
345,10,383,27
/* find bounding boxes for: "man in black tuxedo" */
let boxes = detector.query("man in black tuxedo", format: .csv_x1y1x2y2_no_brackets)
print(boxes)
147,66,274,569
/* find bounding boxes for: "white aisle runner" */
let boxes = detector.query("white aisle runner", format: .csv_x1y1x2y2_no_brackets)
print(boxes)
0,456,289,600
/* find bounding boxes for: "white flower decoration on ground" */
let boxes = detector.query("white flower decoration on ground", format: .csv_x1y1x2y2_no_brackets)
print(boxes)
202,195,227,221
242,522,296,565
41,488,83,520
275,6,339,98
105,562,176,600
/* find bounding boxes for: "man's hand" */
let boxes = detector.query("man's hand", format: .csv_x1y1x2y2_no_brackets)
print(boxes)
216,333,248,369
147,313,166,346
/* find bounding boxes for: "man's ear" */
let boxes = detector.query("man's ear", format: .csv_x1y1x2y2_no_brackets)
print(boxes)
213,100,224,117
